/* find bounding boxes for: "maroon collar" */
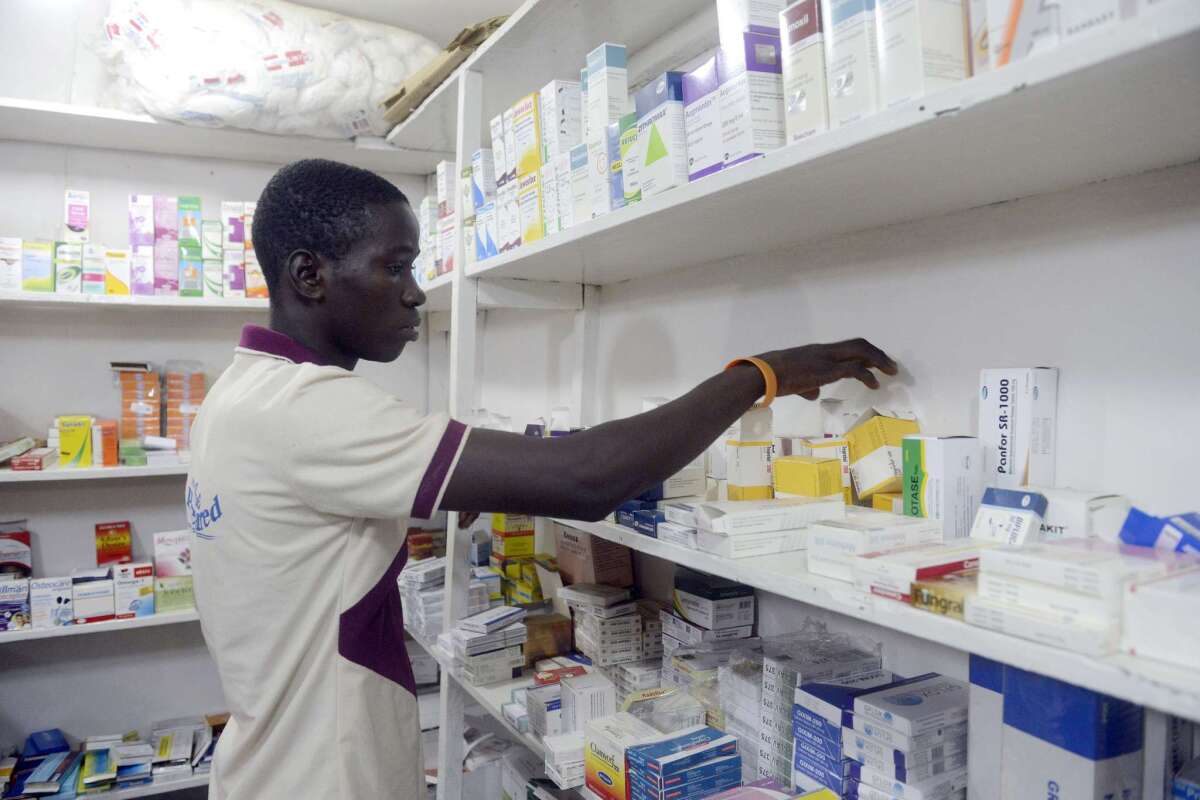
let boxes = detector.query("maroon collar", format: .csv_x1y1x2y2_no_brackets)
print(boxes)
238,325,331,366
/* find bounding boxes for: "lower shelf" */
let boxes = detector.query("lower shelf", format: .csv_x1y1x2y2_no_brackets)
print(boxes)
550,518,1200,724
94,772,208,799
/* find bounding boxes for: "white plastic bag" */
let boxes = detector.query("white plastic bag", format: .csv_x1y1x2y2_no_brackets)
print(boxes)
99,0,439,139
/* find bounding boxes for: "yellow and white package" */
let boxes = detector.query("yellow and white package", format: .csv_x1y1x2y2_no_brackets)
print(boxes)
57,415,93,468
511,92,543,178
727,406,774,500
516,172,545,246
845,410,920,498
773,455,842,498
807,436,852,504
584,712,659,800
103,248,132,295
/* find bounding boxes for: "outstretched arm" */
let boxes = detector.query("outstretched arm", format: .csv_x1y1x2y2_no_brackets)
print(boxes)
439,339,897,521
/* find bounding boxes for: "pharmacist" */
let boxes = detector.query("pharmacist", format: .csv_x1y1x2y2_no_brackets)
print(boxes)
187,159,897,799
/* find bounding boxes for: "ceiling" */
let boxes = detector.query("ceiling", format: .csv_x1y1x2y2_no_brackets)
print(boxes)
297,0,523,46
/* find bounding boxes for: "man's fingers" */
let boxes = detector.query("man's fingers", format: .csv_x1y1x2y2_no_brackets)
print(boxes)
839,361,881,390
799,388,820,401
831,338,899,375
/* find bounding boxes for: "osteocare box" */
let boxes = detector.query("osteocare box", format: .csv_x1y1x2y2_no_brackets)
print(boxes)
968,655,1003,800
718,31,785,167
823,0,882,127
540,80,582,162
988,0,1059,67
780,1,830,142
30,576,73,629
978,367,1058,488
876,0,969,109
1001,665,1143,799
114,561,155,619
683,56,724,181
586,43,628,139
633,72,688,198
901,435,984,540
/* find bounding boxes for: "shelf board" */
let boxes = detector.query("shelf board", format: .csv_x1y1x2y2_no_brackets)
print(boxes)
0,610,200,645
551,518,1200,724
98,772,209,799
0,290,269,312
409,630,546,758
0,464,189,484
420,271,455,311
0,96,453,174
467,6,1200,285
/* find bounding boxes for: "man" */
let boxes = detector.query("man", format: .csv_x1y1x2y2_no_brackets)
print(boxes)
187,159,896,799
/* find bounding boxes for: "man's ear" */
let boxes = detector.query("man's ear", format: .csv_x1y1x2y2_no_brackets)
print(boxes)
286,249,324,300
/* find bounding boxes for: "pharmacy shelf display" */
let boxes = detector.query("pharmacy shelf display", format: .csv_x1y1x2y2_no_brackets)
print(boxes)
550,518,1200,724
0,96,452,175
0,464,190,484
0,290,269,312
0,610,200,645
465,4,1200,285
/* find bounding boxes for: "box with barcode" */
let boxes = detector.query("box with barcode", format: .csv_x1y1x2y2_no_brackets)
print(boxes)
672,568,755,630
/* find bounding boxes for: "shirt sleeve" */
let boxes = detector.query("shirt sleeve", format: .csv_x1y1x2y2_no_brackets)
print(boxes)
276,369,469,520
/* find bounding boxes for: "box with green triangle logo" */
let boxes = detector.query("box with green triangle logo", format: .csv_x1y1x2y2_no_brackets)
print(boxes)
634,72,688,199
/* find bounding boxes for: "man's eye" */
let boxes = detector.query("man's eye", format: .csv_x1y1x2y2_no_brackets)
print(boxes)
389,264,410,274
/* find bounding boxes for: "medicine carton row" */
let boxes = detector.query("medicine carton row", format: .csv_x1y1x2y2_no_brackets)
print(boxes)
0,193,266,300
413,0,1153,283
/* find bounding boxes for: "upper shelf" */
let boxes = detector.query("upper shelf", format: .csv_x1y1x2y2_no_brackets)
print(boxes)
0,96,453,174
466,5,1200,285
553,518,1200,725
0,290,268,313
0,463,189,484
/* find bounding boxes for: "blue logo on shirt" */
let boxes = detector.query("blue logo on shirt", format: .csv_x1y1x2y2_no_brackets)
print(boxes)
187,479,223,540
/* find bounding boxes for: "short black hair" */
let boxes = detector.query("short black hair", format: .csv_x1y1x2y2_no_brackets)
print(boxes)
252,159,409,290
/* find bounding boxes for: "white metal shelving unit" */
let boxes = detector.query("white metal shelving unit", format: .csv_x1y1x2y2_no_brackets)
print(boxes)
0,290,270,312
423,3,1200,799
0,611,201,645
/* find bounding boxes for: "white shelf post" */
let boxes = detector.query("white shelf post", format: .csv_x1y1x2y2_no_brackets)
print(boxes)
436,67,483,800
571,285,600,428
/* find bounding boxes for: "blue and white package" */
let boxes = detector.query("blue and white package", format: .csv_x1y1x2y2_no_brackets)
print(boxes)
627,726,737,776
792,671,895,794
970,487,1049,545
853,674,968,737
1175,757,1200,800
1120,507,1200,555
847,747,967,784
633,509,665,537
853,716,968,753
967,654,1003,800
1001,665,1143,800
843,727,967,771
850,761,968,800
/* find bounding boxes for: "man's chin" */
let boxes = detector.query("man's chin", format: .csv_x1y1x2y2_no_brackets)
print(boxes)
360,342,408,364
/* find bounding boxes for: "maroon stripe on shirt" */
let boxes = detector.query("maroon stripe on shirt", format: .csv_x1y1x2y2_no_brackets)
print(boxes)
238,324,331,366
411,420,467,519
337,542,417,695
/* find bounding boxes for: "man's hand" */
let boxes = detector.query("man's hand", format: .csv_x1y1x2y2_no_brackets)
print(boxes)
756,338,898,401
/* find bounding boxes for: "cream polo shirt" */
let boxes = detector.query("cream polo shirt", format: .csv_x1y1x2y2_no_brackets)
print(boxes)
186,325,468,800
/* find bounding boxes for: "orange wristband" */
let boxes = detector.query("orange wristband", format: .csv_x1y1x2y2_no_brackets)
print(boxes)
725,356,777,408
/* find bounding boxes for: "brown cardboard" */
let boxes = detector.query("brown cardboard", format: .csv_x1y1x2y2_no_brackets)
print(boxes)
554,523,633,588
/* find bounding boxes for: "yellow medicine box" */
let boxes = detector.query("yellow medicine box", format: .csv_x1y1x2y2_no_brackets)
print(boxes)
512,579,543,605
873,492,904,513
773,455,842,498
490,553,531,580
726,440,774,501
492,513,535,534
492,530,534,558
57,415,93,468
845,414,920,497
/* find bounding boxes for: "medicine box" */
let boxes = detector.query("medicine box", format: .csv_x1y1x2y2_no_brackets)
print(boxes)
569,142,591,223
459,164,476,223
497,181,520,252
30,576,72,629
967,654,1003,800
718,0,789,48
540,80,582,163
584,712,661,800
988,0,1060,68
436,160,457,219
516,172,545,246
552,152,575,231
718,30,785,167
619,111,641,206
129,194,155,248
222,249,245,298
846,412,920,498
489,114,509,187
978,367,1058,489
727,442,774,500
0,236,20,290
470,149,497,212
673,569,755,630
588,127,617,219
219,201,244,248
970,487,1048,545
438,214,457,274
1025,486,1129,542
876,0,968,109
554,525,633,587
853,674,968,737
476,202,498,261
780,0,830,143
104,248,132,295
586,43,628,139
562,673,617,734
682,56,723,182
72,567,114,624
63,188,89,242
512,92,543,178
901,435,984,540
808,510,942,581
853,539,990,601
81,244,107,295
0,579,30,631
823,0,882,127
633,72,688,199
968,0,989,74
540,161,560,237
153,195,179,294
774,455,841,498
54,243,82,294
58,415,93,468
696,497,844,536
1001,665,1143,799
114,561,155,619
21,240,54,292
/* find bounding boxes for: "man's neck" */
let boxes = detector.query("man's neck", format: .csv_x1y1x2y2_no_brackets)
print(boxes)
268,308,358,371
